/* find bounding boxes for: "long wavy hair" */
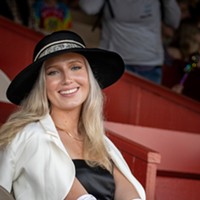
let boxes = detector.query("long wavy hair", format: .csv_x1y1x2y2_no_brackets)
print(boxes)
0,56,112,171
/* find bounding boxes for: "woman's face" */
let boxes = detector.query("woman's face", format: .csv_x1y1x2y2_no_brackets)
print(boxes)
44,52,89,113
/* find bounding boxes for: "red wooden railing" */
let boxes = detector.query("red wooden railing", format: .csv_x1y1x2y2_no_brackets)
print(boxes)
105,121,200,200
106,128,161,200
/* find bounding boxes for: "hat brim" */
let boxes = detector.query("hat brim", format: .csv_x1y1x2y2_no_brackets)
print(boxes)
6,48,124,105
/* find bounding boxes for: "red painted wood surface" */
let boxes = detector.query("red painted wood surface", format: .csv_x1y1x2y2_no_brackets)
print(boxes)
105,121,200,200
106,130,161,200
0,103,16,123
0,17,43,80
0,17,43,122
104,72,200,133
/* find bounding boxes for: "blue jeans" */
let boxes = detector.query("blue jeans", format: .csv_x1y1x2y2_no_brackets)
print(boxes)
125,65,162,84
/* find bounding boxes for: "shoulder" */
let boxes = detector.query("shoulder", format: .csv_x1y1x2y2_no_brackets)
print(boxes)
104,136,124,159
0,121,45,168
16,121,44,141
12,114,57,148
8,120,45,155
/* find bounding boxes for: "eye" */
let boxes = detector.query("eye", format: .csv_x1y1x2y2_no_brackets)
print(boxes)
46,69,59,76
71,65,82,71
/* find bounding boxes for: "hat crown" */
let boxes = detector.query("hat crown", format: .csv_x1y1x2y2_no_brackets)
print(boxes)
33,31,86,61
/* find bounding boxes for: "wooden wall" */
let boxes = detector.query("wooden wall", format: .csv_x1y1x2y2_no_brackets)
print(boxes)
104,72,200,133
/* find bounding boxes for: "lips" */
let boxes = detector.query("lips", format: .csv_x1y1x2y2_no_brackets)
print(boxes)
59,87,78,95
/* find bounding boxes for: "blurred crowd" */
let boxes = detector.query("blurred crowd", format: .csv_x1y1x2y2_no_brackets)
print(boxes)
0,0,79,33
162,0,200,102
0,0,200,102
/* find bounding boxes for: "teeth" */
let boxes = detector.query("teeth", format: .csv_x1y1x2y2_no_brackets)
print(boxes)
60,88,77,95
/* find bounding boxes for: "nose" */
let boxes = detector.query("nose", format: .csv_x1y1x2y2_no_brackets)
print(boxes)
62,72,73,85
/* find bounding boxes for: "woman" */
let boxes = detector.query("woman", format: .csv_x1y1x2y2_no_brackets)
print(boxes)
0,30,146,200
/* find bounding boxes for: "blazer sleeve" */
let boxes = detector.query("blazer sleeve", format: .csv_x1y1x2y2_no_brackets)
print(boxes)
0,144,15,192
104,136,146,200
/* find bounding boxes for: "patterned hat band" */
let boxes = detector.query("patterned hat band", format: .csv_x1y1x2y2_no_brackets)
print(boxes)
34,40,86,61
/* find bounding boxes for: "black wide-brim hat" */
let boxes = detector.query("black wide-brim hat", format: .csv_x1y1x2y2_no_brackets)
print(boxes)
6,30,124,105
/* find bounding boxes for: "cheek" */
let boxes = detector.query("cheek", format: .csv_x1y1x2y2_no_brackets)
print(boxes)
76,75,90,99
46,76,60,86
80,74,90,90
45,79,59,96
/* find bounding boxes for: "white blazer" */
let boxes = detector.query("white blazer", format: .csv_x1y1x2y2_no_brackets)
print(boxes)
0,114,146,200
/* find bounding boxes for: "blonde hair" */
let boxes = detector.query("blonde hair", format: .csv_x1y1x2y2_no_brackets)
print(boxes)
0,57,112,171
81,60,112,171
0,66,48,148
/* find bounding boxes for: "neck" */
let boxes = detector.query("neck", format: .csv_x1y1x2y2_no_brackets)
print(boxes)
55,125,84,142
50,108,80,133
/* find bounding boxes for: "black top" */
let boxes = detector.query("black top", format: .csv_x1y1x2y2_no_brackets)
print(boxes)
73,160,115,200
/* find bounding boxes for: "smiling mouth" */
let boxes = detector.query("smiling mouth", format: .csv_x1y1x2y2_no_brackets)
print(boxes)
60,88,78,95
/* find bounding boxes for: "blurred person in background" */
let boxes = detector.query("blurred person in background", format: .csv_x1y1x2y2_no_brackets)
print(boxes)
0,0,31,26
164,19,200,101
79,0,181,84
